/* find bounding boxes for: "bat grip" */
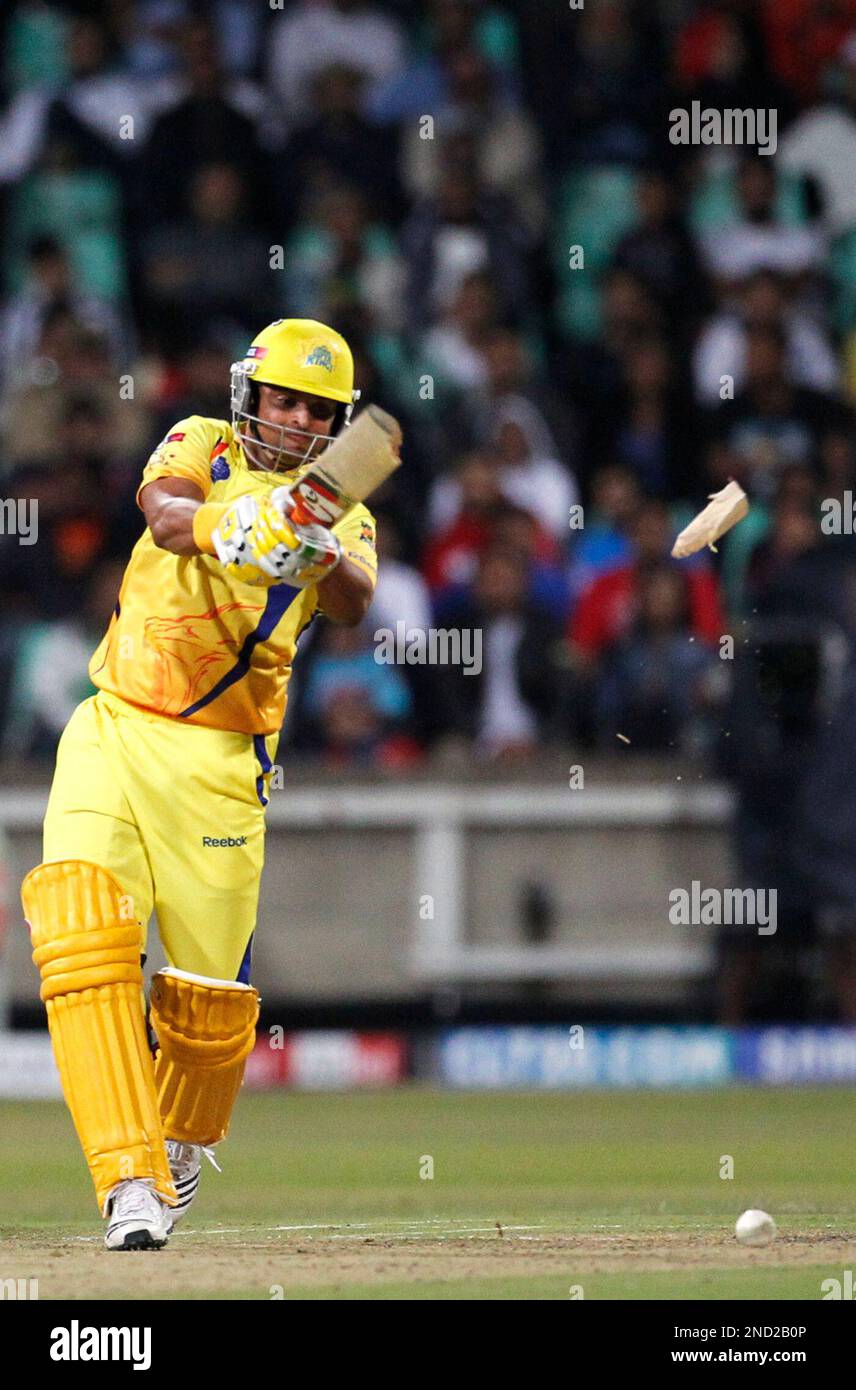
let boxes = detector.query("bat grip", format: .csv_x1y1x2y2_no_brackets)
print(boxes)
286,495,315,527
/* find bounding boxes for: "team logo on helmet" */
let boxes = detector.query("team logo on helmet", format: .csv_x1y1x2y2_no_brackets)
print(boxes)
303,345,335,372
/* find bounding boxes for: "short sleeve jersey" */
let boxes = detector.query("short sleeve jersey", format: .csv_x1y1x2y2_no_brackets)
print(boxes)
88,416,378,734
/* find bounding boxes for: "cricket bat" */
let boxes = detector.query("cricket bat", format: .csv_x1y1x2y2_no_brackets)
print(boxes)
285,405,402,528
671,480,749,558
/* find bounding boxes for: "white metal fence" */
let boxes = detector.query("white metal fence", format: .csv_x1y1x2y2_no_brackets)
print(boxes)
0,782,733,1005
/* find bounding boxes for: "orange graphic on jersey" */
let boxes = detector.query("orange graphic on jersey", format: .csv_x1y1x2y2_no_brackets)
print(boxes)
143,603,263,715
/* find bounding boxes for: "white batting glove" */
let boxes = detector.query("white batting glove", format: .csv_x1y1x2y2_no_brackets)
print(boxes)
211,491,341,588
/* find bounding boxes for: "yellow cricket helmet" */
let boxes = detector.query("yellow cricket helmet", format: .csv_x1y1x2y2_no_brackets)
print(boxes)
230,318,359,472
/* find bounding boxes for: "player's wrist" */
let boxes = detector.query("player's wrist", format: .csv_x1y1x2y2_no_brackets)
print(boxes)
192,502,231,556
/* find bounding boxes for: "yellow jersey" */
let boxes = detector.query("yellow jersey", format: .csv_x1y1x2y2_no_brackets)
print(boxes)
88,415,378,735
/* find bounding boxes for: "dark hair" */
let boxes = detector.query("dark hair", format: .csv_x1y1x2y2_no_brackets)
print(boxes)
28,236,64,263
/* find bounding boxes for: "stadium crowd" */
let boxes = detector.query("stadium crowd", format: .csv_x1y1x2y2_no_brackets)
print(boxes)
0,0,855,785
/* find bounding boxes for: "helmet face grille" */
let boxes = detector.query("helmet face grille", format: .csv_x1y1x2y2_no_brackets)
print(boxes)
227,347,358,472
233,413,332,473
228,361,354,473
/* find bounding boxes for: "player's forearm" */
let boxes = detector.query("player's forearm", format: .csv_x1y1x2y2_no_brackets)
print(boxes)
149,497,205,556
316,557,374,625
140,478,209,557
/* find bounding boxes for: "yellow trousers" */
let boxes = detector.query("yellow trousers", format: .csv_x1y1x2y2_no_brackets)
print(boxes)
42,690,278,980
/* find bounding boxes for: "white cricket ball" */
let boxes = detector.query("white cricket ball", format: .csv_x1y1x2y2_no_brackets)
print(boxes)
735,1209,777,1245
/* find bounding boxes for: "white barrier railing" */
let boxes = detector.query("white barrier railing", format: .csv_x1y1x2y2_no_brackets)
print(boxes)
0,782,733,987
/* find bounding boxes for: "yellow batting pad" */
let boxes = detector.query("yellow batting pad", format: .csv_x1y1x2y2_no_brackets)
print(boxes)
151,968,260,1145
21,860,178,1214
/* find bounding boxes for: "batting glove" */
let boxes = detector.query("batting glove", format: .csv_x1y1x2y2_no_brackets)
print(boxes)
211,492,341,588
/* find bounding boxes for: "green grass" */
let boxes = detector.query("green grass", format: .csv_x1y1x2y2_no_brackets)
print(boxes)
1,1088,854,1299
278,1267,839,1301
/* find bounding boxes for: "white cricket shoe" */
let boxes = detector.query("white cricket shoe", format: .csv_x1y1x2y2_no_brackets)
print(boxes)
166,1140,220,1228
104,1179,171,1251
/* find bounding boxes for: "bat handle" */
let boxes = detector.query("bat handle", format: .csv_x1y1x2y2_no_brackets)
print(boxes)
286,495,315,528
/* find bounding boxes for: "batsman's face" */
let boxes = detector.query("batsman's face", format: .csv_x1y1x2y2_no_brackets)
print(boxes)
255,380,336,439
255,384,337,454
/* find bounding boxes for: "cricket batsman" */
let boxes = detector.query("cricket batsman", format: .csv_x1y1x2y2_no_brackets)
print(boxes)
20,319,381,1249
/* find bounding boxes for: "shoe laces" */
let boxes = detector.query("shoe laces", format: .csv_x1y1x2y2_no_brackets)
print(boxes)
166,1140,222,1174
202,1145,222,1173
112,1181,158,1217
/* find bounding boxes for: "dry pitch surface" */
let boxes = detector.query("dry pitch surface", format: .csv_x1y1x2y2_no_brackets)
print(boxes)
2,1089,854,1299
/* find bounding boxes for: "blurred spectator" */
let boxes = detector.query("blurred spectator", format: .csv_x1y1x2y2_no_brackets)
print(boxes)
819,427,856,494
779,31,856,234
368,0,520,126
674,1,794,121
594,563,721,752
301,621,421,768
126,1,267,83
266,0,407,126
551,0,661,164
279,65,403,224
707,321,853,502
123,1,264,83
2,317,153,469
7,123,128,303
283,184,405,332
438,544,566,757
1,557,124,760
697,155,826,290
423,450,504,594
490,507,569,623
471,327,577,465
369,514,432,634
419,270,500,392
562,268,666,433
434,502,567,621
591,334,699,499
612,167,707,338
53,15,159,154
763,0,856,108
400,49,545,235
693,268,839,405
429,398,578,545
0,457,113,623
121,0,190,80
402,158,531,328
569,499,724,664
483,397,578,539
142,17,273,232
567,464,639,602
744,495,822,606
0,236,128,391
152,336,237,429
140,161,275,348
